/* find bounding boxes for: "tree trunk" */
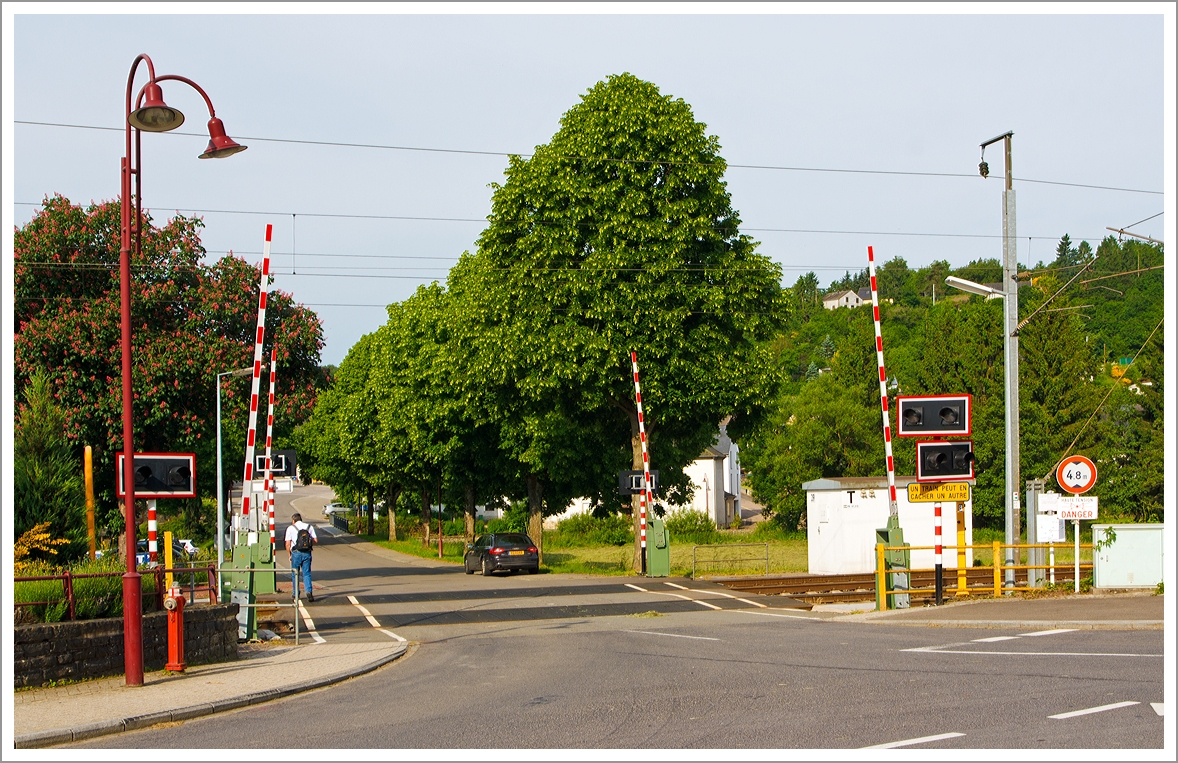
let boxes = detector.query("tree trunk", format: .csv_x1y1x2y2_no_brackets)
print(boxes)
421,486,431,546
367,483,375,536
526,473,544,565
387,484,400,542
629,407,645,574
464,482,476,544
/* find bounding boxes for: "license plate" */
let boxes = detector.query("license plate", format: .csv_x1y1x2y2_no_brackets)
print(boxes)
509,550,524,556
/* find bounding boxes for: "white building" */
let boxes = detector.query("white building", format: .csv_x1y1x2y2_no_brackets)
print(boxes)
822,289,862,310
803,476,974,574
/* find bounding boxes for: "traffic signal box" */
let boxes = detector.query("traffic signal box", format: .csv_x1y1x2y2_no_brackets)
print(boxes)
116,453,196,499
915,441,975,482
896,395,971,437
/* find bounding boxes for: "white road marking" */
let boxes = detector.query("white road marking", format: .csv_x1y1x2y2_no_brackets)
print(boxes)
909,649,1161,658
347,594,383,628
665,582,768,608
297,601,327,644
1151,703,1163,716
664,582,688,590
972,636,1020,642
379,629,407,643
734,609,821,621
1049,701,1140,719
1020,628,1078,637
861,732,965,749
625,582,722,610
626,630,720,641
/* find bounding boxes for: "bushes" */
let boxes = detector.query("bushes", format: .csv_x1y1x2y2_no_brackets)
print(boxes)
665,510,723,545
547,512,632,548
14,555,163,624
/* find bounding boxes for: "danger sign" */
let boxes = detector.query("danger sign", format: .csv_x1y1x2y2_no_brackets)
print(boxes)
1056,454,1097,494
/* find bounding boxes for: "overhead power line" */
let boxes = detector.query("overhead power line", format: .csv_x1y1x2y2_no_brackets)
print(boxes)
14,119,1163,195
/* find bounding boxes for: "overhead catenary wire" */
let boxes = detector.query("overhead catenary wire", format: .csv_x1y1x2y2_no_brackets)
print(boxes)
14,119,1164,196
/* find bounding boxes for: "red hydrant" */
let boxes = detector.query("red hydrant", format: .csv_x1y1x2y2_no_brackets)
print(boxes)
164,586,187,673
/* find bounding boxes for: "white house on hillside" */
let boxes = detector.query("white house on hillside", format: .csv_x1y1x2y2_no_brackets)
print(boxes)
822,289,862,310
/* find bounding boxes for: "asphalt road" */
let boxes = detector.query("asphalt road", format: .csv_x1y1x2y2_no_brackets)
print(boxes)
81,485,1165,750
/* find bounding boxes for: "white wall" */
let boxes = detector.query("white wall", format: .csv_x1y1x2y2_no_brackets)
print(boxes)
807,484,973,574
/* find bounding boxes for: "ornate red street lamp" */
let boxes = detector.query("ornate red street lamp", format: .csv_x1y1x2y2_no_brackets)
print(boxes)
120,54,246,686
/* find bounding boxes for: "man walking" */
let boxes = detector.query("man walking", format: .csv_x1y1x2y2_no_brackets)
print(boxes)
285,512,318,602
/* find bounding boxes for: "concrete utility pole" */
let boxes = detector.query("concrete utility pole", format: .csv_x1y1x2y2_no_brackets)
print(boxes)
981,131,1019,589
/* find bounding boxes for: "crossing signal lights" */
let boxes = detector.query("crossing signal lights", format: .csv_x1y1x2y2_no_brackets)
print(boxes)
896,395,971,437
916,441,975,482
117,453,197,498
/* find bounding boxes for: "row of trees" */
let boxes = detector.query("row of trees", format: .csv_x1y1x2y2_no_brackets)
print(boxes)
296,74,788,566
13,196,326,556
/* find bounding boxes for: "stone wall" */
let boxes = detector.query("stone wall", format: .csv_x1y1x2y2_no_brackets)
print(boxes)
13,603,239,688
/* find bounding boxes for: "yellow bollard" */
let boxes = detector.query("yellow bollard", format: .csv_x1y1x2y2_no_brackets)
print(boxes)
876,543,887,612
956,502,967,595
164,530,174,591
992,540,1001,597
84,446,97,560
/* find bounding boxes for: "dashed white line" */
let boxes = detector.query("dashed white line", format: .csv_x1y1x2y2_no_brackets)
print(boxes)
734,609,821,621
861,732,965,749
297,601,327,644
972,636,1020,643
626,630,720,641
664,581,767,608
625,582,722,610
380,629,407,643
909,649,1161,658
1049,701,1140,719
1020,628,1078,637
1151,703,1164,716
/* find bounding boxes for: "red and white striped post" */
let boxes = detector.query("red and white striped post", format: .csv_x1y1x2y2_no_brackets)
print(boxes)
147,500,158,562
630,351,651,576
236,225,272,545
868,245,908,608
263,349,278,553
934,502,944,605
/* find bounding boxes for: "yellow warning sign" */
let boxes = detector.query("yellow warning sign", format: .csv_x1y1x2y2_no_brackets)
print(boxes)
907,482,970,503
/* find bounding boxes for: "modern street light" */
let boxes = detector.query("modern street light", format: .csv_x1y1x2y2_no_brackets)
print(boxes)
948,130,1019,591
216,366,255,596
119,54,246,686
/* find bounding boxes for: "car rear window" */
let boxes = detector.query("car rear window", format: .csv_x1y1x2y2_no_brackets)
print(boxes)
496,534,532,547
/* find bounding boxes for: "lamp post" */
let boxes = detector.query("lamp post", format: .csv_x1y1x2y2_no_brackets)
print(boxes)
120,54,246,686
950,129,1018,591
216,366,255,596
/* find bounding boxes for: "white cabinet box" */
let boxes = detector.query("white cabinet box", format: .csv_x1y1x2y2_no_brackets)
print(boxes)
1092,524,1164,589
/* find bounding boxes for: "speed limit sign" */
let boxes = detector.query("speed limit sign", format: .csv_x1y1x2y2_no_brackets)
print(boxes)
1056,454,1098,494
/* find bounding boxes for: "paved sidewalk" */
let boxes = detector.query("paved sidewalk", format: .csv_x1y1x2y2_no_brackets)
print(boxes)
838,591,1164,629
14,640,408,749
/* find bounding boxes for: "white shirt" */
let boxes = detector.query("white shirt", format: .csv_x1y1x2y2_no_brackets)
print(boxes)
285,521,318,550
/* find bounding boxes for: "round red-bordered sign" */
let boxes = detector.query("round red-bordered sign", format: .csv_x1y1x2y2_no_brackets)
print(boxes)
1056,455,1098,494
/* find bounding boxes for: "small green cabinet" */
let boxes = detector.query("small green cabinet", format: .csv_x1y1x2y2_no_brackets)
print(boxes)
647,518,671,577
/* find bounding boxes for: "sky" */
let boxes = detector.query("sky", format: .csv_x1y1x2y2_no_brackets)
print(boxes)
5,5,1174,366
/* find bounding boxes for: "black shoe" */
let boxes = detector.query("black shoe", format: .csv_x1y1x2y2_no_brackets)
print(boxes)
307,594,315,602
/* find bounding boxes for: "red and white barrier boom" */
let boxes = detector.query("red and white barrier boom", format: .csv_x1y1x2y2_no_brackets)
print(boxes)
868,245,909,608
236,224,272,544
630,351,651,575
264,349,278,553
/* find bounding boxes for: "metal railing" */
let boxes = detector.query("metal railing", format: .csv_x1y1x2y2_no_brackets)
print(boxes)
13,563,218,621
875,541,1094,611
692,543,769,579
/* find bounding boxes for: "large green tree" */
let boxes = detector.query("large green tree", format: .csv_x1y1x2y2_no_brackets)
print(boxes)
447,73,786,567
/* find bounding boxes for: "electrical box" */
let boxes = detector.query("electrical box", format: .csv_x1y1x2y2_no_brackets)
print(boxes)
646,518,670,577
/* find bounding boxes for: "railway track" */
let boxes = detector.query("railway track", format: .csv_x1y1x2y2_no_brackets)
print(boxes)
714,565,1093,604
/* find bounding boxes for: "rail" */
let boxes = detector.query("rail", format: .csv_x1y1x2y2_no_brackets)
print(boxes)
13,563,218,622
875,541,1094,611
692,543,769,579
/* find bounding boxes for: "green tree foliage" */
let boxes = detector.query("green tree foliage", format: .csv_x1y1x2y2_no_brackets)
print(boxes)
14,196,324,537
446,73,786,567
14,371,86,554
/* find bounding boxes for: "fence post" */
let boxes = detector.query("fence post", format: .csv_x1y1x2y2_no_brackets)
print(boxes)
875,543,887,612
63,570,75,621
992,540,1001,597
208,564,218,604
155,566,165,612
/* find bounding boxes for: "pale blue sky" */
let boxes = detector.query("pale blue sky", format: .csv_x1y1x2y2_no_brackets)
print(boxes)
7,8,1170,365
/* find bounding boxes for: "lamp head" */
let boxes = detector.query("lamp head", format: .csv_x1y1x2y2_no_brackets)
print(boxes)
199,117,248,159
129,81,185,132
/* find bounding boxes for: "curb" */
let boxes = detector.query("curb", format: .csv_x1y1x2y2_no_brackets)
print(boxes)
850,618,1164,630
14,641,409,749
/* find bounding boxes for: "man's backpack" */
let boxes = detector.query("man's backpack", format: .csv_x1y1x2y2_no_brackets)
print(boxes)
294,526,314,553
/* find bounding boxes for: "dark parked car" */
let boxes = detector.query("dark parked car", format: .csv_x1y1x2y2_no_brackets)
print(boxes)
464,533,540,576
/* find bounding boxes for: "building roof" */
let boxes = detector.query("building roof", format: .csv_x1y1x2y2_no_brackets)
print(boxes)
823,290,856,302
856,286,872,300
802,476,975,490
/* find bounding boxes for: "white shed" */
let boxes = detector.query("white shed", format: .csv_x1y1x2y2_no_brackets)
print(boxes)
803,476,974,574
